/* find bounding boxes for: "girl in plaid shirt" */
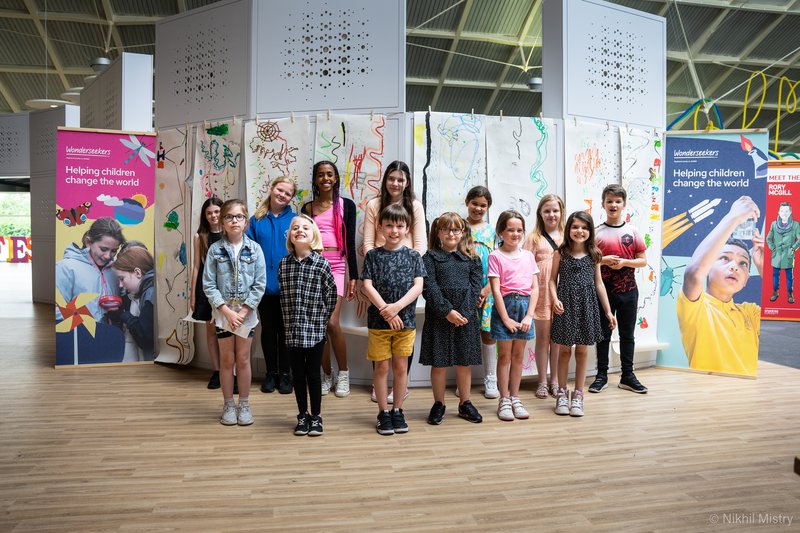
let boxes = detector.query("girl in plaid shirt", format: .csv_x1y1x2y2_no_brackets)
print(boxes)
278,214,338,436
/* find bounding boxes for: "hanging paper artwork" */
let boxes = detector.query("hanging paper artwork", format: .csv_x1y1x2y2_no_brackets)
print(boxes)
314,113,385,240
620,127,665,346
315,113,386,320
191,120,241,239
244,116,313,215
564,120,621,223
486,115,557,229
154,127,195,364
413,111,487,230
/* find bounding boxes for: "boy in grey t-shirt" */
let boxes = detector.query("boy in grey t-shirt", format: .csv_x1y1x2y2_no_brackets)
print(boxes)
362,204,426,435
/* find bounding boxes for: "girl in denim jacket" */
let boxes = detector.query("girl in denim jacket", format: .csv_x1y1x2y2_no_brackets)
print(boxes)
204,199,267,426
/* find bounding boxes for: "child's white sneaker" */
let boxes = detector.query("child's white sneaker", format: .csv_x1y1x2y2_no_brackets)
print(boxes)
497,397,514,421
483,374,500,399
510,396,529,419
321,371,333,396
237,400,254,425
569,390,584,417
554,388,570,416
220,400,237,425
335,370,350,397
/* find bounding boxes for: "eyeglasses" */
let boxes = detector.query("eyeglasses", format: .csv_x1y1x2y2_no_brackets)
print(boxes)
440,228,463,235
223,214,246,222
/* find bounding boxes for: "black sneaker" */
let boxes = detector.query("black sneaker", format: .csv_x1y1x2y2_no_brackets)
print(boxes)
391,408,409,433
233,376,239,395
294,413,310,436
588,374,608,393
260,373,277,393
207,371,220,390
427,401,446,425
619,374,648,394
458,400,483,423
278,373,293,394
376,410,394,435
308,415,324,436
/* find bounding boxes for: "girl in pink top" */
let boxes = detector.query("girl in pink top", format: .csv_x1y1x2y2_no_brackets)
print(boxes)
487,210,539,422
523,194,565,399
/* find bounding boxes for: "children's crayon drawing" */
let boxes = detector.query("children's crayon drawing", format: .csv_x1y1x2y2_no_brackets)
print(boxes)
486,115,557,229
154,127,195,364
413,111,486,231
620,127,664,346
191,120,241,243
244,116,313,215
564,121,621,223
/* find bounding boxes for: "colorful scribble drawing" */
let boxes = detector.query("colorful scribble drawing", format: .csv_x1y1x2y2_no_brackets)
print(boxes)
315,114,386,319
620,127,665,344
414,112,487,230
564,121,621,222
155,127,194,364
245,117,312,215
486,115,556,232
196,121,241,202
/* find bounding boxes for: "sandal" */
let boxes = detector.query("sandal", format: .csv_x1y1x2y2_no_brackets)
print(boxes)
549,384,559,398
535,382,549,399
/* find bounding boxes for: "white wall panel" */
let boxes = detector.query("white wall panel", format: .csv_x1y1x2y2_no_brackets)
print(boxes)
155,0,251,128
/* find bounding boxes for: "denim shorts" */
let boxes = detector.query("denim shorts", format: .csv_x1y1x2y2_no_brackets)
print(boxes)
490,293,536,341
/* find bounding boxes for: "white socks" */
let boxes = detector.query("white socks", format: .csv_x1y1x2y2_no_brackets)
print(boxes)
482,343,497,377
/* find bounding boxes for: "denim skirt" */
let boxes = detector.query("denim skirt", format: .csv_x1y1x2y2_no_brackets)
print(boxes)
490,292,536,341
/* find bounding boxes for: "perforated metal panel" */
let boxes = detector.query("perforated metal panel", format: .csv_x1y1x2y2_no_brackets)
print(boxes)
543,0,665,129
29,105,79,176
254,0,404,115
0,112,29,176
80,53,152,131
155,0,251,128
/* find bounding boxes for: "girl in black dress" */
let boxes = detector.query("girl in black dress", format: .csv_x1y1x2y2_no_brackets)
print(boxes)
191,197,224,389
420,213,484,425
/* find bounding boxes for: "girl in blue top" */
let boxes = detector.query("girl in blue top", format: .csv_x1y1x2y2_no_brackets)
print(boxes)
246,176,296,395
204,199,267,427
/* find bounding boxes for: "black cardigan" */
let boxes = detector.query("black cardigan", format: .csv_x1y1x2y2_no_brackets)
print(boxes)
302,197,358,280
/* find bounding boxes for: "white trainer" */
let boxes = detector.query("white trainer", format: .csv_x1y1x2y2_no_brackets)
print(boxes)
510,396,529,419
569,390,585,417
220,401,237,425
321,371,333,396
554,388,570,416
497,397,514,421
484,374,500,399
335,370,350,397
237,400,254,425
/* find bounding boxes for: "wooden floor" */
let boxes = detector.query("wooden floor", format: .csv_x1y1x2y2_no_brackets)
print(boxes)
2,302,799,532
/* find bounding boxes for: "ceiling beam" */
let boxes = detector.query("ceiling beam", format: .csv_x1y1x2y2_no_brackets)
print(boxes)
407,28,540,48
408,76,532,92
0,75,21,112
0,64,93,75
430,0,473,111
668,50,800,70
633,0,800,16
22,0,69,93
483,0,540,115
0,9,161,25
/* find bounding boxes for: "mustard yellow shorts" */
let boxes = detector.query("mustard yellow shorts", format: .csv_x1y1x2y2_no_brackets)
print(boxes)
367,329,416,361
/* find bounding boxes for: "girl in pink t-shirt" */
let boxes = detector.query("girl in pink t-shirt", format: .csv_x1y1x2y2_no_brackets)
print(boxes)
487,210,539,422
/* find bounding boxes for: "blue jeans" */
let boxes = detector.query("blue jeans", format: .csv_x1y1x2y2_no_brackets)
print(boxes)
490,293,535,341
773,268,793,292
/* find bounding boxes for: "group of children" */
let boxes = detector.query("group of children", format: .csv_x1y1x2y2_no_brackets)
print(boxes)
194,158,649,436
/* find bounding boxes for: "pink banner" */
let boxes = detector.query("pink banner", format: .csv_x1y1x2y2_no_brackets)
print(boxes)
55,128,156,366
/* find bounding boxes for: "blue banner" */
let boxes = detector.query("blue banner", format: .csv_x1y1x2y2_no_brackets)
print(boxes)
658,131,768,377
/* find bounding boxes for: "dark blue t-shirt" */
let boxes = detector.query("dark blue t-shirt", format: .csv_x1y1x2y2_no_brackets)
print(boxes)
361,246,426,330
